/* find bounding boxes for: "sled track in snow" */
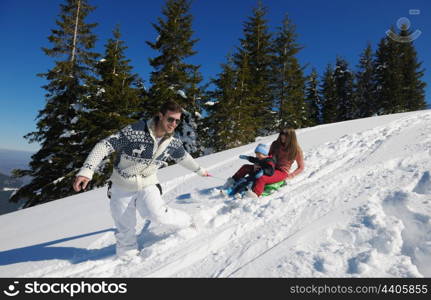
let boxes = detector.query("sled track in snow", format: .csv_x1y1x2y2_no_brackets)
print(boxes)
224,212,332,277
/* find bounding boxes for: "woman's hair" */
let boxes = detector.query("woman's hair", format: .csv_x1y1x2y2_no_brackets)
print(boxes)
278,128,300,161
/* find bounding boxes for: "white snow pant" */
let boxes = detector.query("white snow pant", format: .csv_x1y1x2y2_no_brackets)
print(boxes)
109,183,192,256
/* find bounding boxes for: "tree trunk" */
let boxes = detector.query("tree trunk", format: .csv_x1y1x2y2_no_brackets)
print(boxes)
71,0,81,63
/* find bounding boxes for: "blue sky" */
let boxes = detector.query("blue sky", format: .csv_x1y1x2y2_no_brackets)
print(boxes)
0,0,430,152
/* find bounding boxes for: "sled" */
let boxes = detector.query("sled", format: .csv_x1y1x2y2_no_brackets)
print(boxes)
261,180,287,197
221,179,287,198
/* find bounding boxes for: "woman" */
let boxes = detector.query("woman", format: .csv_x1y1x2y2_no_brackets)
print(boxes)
251,128,305,197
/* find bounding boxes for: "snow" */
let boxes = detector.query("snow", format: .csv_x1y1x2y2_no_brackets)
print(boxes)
70,116,79,125
96,88,106,96
177,90,187,99
1,110,431,277
166,87,187,99
59,130,76,139
52,177,65,185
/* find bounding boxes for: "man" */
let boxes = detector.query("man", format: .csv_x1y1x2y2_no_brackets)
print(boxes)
73,101,208,259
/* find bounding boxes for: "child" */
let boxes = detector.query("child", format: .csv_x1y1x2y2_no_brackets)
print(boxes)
223,144,275,198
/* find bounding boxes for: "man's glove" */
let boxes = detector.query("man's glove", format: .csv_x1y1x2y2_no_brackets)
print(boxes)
195,167,209,177
239,155,249,160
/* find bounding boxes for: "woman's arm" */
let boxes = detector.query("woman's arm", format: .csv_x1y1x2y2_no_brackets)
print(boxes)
288,149,304,179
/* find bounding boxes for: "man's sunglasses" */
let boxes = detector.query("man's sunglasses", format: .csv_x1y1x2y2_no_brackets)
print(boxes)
279,131,288,136
167,117,181,125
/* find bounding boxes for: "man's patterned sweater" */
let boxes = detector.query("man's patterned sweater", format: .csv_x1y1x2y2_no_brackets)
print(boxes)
77,118,204,191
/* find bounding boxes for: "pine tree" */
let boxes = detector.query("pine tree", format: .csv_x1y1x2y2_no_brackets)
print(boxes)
145,0,203,156
374,26,404,114
272,14,306,129
333,57,356,121
397,26,427,111
375,25,427,114
355,43,377,118
305,68,321,126
320,64,337,124
11,0,98,207
205,59,238,152
234,2,274,135
234,53,259,144
205,54,255,152
176,65,206,156
78,25,143,189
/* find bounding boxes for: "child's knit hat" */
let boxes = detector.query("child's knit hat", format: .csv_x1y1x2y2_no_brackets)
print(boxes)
254,143,269,156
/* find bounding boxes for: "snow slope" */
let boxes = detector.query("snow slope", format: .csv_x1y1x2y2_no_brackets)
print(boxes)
1,110,430,278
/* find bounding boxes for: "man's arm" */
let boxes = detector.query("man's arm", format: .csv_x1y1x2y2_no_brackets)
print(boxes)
171,145,208,176
73,127,128,191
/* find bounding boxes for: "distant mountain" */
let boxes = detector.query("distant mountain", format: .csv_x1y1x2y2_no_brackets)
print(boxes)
0,172,22,190
0,148,33,176
0,172,24,215
0,150,32,215
0,190,23,215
